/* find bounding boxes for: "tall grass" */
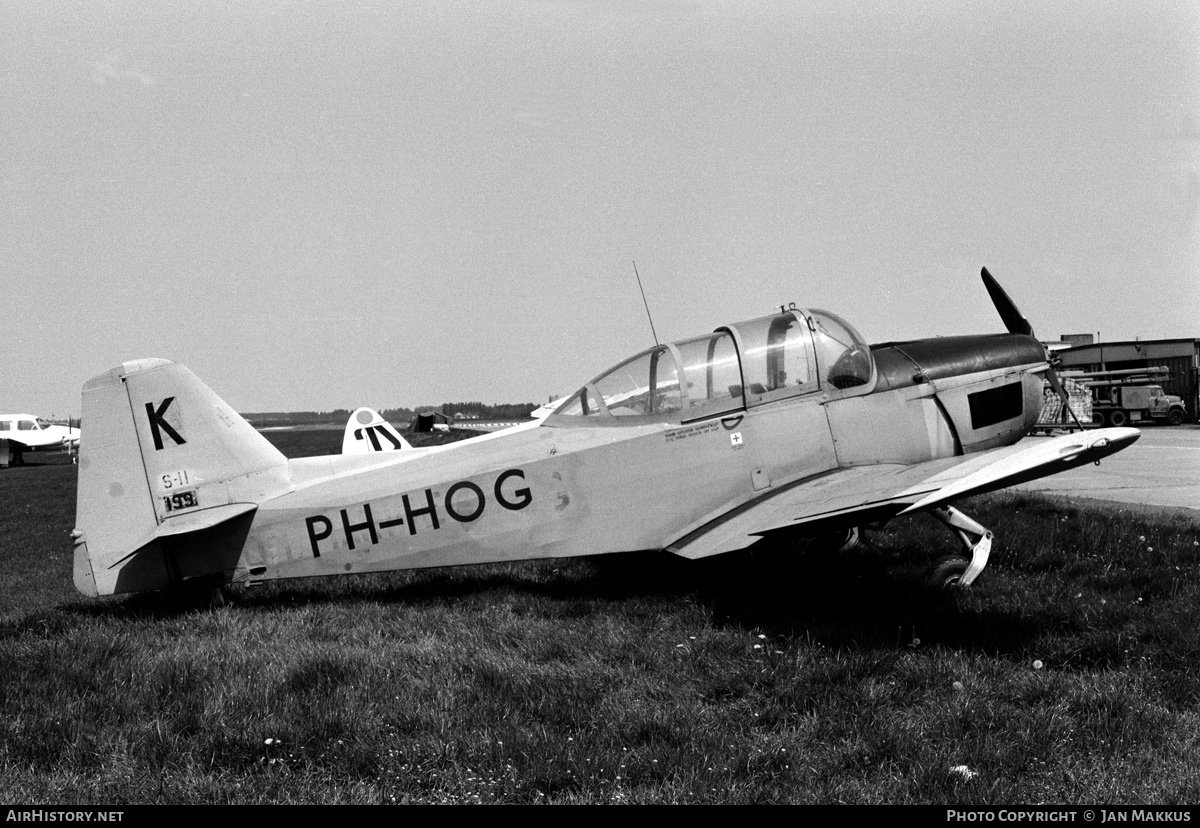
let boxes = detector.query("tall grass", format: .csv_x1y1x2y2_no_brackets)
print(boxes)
2,449,1198,803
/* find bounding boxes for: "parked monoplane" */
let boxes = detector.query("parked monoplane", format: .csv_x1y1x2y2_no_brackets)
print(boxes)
1,414,80,465
71,269,1138,598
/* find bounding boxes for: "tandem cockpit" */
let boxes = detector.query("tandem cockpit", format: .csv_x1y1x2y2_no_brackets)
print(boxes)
545,307,875,426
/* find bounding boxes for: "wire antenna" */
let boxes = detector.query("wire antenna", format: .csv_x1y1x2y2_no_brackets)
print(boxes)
632,260,660,347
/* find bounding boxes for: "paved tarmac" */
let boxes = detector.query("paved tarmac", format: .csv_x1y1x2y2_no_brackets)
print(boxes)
1015,425,1200,518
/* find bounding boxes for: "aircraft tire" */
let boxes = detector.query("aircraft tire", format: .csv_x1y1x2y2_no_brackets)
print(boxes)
927,556,970,591
809,527,857,554
1107,410,1128,427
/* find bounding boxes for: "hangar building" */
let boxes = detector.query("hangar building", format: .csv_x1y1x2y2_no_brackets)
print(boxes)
1053,335,1200,424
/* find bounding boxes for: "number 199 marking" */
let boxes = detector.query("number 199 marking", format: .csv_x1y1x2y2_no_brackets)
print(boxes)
162,490,199,512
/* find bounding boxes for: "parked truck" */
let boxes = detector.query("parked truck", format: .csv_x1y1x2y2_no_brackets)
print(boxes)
1064,368,1188,427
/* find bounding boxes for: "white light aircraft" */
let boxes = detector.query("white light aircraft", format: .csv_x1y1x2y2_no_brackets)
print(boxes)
1,414,81,465
71,269,1138,600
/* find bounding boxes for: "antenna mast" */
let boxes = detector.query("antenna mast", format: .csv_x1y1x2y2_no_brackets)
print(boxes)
632,260,660,347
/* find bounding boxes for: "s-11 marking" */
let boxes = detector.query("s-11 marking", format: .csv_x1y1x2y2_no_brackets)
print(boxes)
304,468,532,557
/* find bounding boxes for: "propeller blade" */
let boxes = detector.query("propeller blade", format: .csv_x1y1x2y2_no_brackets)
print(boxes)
981,267,1034,337
1045,360,1068,403
980,267,1083,429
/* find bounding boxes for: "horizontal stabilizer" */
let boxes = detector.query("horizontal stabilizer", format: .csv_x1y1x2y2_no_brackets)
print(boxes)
156,502,258,539
93,503,259,572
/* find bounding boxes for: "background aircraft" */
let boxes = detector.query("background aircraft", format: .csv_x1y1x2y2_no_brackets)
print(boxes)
0,414,80,466
71,269,1137,600
410,400,559,436
342,408,412,454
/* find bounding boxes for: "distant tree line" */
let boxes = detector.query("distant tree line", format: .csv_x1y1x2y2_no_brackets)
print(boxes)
404,402,538,420
244,411,352,426
244,401,537,428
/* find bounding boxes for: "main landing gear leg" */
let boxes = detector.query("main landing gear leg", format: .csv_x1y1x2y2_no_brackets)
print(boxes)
827,525,897,561
836,526,863,553
928,505,993,589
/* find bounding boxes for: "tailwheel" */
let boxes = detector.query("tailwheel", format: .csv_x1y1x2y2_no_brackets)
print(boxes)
927,556,970,591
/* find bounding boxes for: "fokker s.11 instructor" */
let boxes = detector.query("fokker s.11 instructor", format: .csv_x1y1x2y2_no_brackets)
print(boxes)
71,269,1138,599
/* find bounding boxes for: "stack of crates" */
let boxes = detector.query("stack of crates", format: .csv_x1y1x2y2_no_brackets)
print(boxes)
1038,378,1092,430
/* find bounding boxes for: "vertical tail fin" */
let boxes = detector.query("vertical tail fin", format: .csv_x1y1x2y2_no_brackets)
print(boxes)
73,359,293,596
342,407,413,454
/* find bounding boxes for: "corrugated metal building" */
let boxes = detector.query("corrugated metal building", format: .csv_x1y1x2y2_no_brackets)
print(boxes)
1054,336,1200,423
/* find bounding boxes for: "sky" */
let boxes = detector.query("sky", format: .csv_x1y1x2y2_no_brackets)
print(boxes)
3,0,1198,417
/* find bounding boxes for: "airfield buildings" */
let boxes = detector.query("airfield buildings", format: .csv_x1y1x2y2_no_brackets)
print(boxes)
1054,335,1200,424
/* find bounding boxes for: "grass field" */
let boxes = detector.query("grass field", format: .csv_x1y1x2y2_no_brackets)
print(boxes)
2,437,1199,804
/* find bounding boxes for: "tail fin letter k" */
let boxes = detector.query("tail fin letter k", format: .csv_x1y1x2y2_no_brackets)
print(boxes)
146,398,186,450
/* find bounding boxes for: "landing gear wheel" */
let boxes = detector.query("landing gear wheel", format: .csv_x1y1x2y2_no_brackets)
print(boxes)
1107,410,1127,427
928,556,971,591
809,527,858,554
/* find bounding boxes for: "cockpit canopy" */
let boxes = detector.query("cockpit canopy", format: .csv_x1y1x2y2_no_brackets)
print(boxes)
549,307,874,425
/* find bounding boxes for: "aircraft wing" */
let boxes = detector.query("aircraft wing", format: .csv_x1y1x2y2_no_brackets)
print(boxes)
667,427,1140,560
444,420,530,434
